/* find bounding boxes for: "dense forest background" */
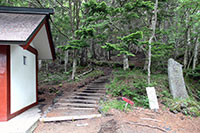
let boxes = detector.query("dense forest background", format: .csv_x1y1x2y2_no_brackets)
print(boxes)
1,0,200,82
1,0,200,118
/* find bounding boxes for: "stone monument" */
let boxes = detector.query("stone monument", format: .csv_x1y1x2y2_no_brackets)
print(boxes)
168,58,188,99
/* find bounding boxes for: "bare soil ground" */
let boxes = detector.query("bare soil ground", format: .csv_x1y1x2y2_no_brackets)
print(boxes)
35,67,200,133
34,106,200,133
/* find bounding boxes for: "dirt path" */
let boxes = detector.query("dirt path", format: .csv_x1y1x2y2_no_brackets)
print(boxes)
35,107,200,133
35,70,200,133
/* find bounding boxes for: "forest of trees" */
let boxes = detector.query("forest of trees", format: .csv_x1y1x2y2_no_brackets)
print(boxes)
1,0,200,82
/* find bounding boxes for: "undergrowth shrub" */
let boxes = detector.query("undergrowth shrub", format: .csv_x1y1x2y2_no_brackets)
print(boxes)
106,69,149,108
105,68,200,117
160,90,200,117
185,65,200,101
100,100,131,113
186,65,200,81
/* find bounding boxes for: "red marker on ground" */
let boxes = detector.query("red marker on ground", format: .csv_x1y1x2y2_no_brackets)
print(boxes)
122,97,134,105
122,97,134,110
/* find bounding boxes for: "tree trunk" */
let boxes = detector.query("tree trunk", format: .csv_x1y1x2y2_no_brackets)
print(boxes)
38,60,42,70
184,12,191,69
147,0,158,85
64,50,69,72
107,51,111,60
143,54,148,70
192,37,199,70
91,40,96,59
72,50,77,80
147,44,152,85
123,54,129,70
80,48,87,66
184,28,190,69
184,46,188,69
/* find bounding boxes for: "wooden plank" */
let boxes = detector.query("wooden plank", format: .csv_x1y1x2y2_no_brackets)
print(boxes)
74,92,105,96
78,89,106,93
55,103,98,108
56,107,96,110
59,99,98,104
40,114,102,122
86,85,105,88
86,87,107,90
68,95,101,100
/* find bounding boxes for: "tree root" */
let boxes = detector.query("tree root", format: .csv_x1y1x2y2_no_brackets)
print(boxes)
126,121,167,132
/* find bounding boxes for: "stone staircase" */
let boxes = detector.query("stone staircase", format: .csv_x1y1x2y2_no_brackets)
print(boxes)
41,76,110,121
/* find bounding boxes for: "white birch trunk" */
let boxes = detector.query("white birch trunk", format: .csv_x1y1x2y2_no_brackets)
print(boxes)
147,0,158,85
38,60,42,70
192,37,199,70
64,50,69,72
184,12,190,69
71,57,77,80
123,54,129,70
184,29,190,69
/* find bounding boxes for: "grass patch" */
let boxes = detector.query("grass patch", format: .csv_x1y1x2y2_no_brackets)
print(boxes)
39,67,104,84
100,99,131,113
84,69,104,79
38,71,69,85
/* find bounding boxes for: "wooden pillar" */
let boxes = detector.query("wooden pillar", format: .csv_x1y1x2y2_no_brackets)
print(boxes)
0,45,10,121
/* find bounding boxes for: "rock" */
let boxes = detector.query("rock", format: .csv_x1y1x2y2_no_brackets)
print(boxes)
38,89,44,95
180,103,187,109
49,87,57,93
163,126,172,131
168,58,188,99
170,109,178,114
56,90,63,96
98,119,118,133
76,123,88,127
38,98,45,102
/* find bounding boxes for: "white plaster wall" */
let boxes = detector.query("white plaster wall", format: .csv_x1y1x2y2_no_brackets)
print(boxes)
33,25,52,60
10,45,36,114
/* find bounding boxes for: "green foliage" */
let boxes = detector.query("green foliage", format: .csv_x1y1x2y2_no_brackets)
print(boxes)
101,43,119,51
38,71,69,85
83,0,108,16
100,100,131,113
145,42,174,72
102,31,143,57
186,65,200,81
75,27,95,38
124,1,154,12
185,69,200,101
84,70,104,79
121,31,143,43
106,69,149,108
160,89,200,117
151,42,174,59
58,40,89,51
